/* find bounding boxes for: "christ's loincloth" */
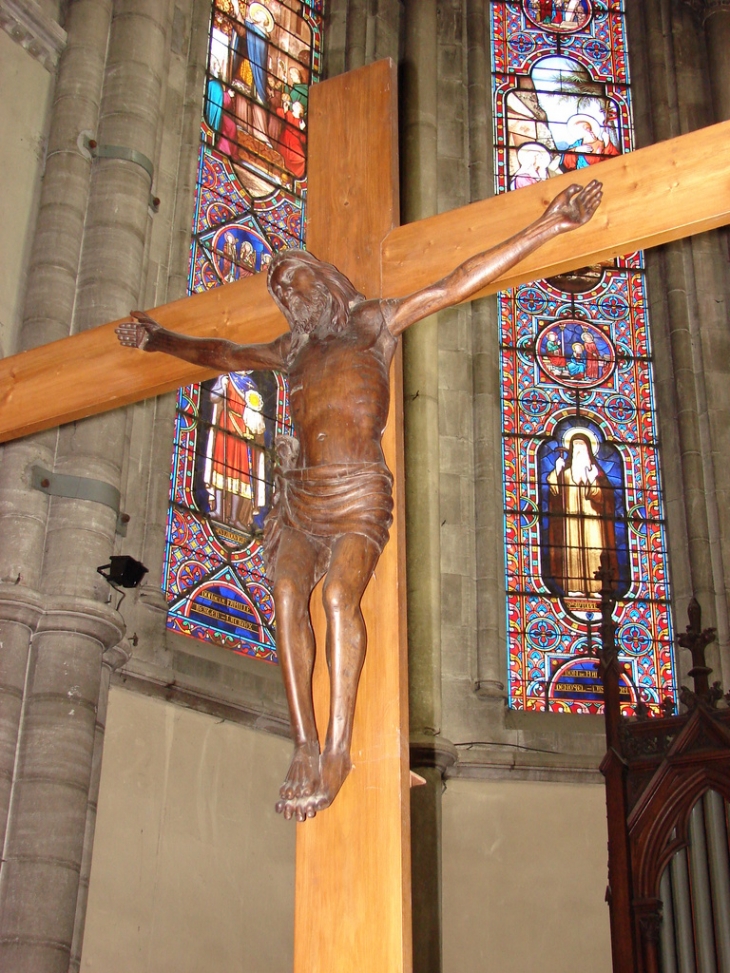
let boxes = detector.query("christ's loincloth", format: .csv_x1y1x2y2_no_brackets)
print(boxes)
263,457,394,583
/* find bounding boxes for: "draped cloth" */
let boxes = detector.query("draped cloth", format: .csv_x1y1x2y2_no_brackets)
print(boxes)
263,440,394,582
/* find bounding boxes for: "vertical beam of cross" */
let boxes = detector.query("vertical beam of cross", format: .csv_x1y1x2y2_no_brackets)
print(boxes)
292,60,413,973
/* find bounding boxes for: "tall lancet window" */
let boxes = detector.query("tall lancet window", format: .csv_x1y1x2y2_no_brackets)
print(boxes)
490,0,676,714
163,0,324,662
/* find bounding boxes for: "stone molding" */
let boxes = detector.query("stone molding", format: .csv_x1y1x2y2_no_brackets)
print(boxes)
112,667,291,737
0,0,67,72
474,678,507,701
0,584,44,631
449,748,603,784
0,583,125,650
103,643,131,672
410,733,459,774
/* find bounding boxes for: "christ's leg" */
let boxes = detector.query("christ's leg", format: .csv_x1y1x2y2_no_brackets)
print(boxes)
273,527,326,821
314,532,381,812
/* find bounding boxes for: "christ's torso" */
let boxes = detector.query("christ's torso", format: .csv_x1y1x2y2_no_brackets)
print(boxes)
286,301,397,469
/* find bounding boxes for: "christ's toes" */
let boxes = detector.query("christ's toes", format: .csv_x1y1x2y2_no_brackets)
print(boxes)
279,747,320,803
275,796,318,821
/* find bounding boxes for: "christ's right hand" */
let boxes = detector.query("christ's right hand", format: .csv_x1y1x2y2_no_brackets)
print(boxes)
115,311,161,351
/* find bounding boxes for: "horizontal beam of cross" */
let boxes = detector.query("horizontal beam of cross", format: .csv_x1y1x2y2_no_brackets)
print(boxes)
382,117,730,298
0,116,728,443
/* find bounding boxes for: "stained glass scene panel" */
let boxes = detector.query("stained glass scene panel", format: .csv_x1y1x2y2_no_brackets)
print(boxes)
164,0,324,662
491,0,676,714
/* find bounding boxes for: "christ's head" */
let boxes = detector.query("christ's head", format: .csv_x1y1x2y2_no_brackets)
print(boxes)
267,250,364,335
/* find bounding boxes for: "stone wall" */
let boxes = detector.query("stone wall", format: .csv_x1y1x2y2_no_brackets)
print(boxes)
0,30,53,357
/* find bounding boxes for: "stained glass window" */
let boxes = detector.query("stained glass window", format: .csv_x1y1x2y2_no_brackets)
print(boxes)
163,0,324,662
490,0,676,714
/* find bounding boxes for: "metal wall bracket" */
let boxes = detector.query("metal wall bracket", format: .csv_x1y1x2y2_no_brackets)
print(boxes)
30,466,129,536
81,134,155,181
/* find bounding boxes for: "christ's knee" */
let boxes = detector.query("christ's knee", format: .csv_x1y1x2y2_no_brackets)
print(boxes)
275,576,310,627
322,576,361,620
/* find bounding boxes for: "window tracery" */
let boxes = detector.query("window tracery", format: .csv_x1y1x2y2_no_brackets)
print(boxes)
163,0,324,662
491,0,677,714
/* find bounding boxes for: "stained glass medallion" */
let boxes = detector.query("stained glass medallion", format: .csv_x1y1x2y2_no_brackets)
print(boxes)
491,0,676,714
164,0,324,662
523,0,594,34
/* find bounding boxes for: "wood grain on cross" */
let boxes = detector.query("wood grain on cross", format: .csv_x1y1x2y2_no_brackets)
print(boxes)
2,59,730,973
3,69,730,442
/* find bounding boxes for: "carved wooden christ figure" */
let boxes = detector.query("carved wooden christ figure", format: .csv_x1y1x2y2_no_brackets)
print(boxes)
116,180,602,821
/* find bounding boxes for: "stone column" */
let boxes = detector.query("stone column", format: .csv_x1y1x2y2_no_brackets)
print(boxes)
704,1,730,120
0,602,124,973
0,0,113,888
680,0,730,121
69,643,130,973
697,0,730,689
323,0,348,77
344,0,369,70
402,0,441,755
631,0,729,687
401,4,443,972
0,0,174,967
324,0,401,92
466,0,506,705
0,590,45,857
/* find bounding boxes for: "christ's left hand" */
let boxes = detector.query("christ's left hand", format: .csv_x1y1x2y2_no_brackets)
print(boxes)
544,180,602,233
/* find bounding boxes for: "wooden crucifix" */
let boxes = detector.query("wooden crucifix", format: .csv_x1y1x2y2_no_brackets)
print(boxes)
2,59,730,973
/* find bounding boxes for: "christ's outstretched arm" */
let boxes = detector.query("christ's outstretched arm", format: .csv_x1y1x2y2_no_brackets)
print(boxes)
386,180,602,336
115,311,289,372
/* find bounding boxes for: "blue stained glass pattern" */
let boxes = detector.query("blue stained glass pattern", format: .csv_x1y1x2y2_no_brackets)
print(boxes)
491,1,676,714
163,0,324,663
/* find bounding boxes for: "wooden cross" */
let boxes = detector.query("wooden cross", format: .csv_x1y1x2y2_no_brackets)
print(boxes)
2,60,730,973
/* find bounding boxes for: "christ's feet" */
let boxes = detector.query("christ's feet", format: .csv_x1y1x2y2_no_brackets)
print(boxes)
275,743,320,820
311,746,352,813
275,745,353,820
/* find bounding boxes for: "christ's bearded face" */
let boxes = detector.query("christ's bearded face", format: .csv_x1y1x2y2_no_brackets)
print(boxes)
270,263,333,334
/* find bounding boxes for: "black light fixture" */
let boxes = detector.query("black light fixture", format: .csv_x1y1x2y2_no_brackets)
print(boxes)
97,556,148,589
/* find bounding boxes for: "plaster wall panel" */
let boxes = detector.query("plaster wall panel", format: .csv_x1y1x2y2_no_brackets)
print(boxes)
442,778,611,973
81,687,295,973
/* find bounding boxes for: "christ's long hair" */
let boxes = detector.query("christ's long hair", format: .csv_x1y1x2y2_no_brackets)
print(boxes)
267,249,365,334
